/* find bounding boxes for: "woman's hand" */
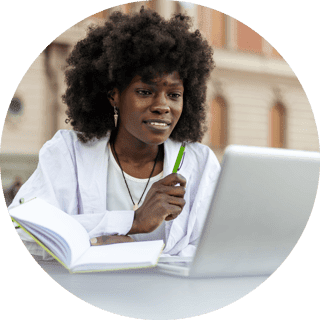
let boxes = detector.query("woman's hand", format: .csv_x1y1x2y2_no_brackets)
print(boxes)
128,173,186,234
90,235,135,246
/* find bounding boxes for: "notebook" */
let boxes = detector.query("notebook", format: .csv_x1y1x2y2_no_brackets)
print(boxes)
157,145,320,277
10,198,164,273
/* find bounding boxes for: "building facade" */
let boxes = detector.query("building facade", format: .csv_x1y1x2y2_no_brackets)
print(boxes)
1,0,319,203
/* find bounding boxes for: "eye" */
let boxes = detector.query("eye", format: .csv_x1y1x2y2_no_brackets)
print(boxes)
136,89,152,96
168,93,182,99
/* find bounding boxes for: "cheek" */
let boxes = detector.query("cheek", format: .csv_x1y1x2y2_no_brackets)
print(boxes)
121,109,143,133
174,105,183,123
119,101,138,123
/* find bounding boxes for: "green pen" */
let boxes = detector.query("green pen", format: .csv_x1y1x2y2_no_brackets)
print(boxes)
172,142,186,173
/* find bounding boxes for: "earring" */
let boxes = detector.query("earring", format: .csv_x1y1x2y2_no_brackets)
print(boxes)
114,105,118,127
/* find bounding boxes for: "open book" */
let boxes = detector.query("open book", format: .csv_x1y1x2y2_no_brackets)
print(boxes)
9,198,164,273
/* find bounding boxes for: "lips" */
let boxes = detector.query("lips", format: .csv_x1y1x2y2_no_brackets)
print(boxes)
143,119,171,130
144,119,171,124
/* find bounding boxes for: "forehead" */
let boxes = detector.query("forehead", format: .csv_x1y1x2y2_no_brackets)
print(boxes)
130,71,184,87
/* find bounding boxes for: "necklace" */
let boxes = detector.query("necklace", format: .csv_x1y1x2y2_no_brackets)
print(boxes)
111,142,160,211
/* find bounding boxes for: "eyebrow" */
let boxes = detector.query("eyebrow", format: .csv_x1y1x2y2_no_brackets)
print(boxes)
164,81,184,87
142,80,184,88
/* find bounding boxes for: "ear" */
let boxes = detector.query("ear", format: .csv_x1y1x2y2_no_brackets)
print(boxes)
107,88,120,107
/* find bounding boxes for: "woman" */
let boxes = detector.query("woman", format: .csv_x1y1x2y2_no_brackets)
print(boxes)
10,7,220,258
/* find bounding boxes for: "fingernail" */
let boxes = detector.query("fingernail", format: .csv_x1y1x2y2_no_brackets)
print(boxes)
90,237,97,245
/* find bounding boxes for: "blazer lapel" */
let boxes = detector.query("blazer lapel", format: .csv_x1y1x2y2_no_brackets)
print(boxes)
76,134,110,214
163,139,192,252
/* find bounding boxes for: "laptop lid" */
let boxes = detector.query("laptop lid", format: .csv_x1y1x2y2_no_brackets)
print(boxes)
189,145,320,278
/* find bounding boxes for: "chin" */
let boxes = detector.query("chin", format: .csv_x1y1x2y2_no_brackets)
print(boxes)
141,133,171,146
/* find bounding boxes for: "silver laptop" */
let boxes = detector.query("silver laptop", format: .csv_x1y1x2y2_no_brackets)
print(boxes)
157,145,320,277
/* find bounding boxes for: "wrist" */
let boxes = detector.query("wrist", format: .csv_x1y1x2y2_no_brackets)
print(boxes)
128,211,141,234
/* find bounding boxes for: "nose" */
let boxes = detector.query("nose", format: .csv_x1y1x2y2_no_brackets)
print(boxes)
150,93,170,114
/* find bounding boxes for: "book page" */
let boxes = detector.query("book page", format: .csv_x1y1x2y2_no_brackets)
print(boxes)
22,222,69,264
71,240,164,272
10,198,90,267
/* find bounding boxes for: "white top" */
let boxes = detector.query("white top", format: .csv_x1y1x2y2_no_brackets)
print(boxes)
107,143,165,242
11,130,221,258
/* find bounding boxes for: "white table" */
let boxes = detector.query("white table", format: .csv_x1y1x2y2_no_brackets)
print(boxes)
38,259,269,319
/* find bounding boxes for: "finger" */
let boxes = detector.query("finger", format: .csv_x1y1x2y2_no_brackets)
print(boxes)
90,235,113,245
162,200,184,218
156,184,186,197
159,173,187,187
165,214,178,221
90,235,134,246
90,236,101,246
164,204,183,221
168,195,186,210
167,185,186,197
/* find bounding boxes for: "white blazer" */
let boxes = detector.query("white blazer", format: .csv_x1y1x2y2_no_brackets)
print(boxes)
10,130,220,257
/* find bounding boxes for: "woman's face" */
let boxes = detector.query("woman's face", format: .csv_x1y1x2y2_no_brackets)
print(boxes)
110,71,184,146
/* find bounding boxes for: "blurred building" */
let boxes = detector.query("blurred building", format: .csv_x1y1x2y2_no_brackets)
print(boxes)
1,0,319,205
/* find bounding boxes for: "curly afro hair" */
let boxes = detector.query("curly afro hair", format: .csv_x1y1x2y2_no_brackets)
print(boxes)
62,6,215,143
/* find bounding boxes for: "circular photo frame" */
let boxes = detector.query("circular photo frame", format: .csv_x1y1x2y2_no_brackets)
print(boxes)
1,0,319,319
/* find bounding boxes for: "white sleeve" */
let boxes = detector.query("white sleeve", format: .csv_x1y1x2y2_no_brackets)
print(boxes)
72,210,134,238
177,244,197,257
9,131,134,255
184,148,221,254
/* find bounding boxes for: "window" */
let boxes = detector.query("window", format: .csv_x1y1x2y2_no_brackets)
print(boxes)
269,102,286,148
211,96,227,148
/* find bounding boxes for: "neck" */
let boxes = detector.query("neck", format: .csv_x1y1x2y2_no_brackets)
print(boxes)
111,131,161,164
110,130,164,179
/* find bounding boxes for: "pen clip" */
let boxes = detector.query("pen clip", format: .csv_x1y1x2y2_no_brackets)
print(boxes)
177,152,185,172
